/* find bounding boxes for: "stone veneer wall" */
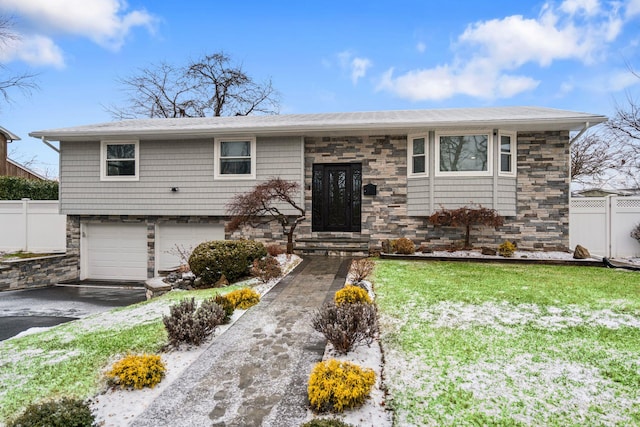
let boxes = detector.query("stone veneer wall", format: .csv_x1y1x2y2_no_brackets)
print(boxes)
0,254,78,291
297,131,570,251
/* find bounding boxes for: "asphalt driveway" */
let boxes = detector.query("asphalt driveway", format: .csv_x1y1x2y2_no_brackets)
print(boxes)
0,284,147,341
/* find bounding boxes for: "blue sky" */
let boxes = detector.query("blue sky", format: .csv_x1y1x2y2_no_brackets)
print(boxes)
1,0,640,178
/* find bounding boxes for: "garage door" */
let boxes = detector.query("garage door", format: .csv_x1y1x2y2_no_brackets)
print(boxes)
157,223,224,271
84,223,148,280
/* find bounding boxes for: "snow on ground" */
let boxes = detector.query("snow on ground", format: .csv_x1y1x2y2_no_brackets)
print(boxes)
86,254,301,427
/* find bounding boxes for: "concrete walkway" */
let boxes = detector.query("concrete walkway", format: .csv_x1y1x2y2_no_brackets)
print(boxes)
131,256,350,427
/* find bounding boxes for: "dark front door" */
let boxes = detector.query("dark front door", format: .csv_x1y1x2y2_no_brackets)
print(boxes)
312,163,362,232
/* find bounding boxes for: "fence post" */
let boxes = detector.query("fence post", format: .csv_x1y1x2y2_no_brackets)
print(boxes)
22,198,30,252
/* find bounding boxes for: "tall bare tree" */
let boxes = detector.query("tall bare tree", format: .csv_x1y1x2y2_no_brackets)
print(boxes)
0,16,38,109
570,133,623,186
108,51,279,119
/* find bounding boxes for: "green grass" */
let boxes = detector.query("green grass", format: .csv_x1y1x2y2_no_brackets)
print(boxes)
0,285,239,423
374,260,640,427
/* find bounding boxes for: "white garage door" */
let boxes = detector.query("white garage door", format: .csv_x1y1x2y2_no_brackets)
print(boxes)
157,223,224,271
84,223,148,280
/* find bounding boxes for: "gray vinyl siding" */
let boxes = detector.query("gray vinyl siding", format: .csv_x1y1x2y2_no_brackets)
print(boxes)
60,136,303,215
407,176,516,216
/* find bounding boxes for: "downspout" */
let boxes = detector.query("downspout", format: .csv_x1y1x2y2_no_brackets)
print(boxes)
569,122,590,145
40,137,60,153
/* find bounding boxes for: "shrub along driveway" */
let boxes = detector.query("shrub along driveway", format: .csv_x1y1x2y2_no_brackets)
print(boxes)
374,260,640,426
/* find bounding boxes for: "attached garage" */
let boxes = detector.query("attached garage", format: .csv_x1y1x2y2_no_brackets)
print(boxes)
156,223,224,272
82,223,148,281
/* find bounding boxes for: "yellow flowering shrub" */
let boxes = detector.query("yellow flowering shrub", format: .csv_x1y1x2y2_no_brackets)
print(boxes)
498,240,517,257
308,359,376,412
225,288,261,310
107,354,166,390
334,285,371,305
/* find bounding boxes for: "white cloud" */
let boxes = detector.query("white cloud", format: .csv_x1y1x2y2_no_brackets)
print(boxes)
626,0,640,17
561,0,601,16
0,0,156,67
606,69,640,91
0,34,64,68
338,51,373,84
378,1,628,101
416,41,426,53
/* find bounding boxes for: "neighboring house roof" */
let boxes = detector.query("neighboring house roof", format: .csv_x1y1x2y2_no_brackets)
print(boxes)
0,126,21,141
6,158,47,180
29,106,607,141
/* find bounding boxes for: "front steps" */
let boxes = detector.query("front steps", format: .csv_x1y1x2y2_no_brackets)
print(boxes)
295,237,370,257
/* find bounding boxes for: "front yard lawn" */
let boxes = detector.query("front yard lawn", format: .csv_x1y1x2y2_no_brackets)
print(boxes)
374,261,640,427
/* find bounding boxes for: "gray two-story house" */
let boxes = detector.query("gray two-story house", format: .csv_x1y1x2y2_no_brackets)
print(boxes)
31,106,606,281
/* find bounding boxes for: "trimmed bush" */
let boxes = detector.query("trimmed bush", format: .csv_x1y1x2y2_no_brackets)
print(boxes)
334,285,372,305
107,354,166,390
301,419,355,427
214,293,235,323
350,258,375,283
308,359,376,412
250,255,282,283
189,240,267,286
225,288,261,310
0,176,58,200
498,240,516,257
312,302,378,354
163,297,226,347
394,237,416,254
7,397,95,427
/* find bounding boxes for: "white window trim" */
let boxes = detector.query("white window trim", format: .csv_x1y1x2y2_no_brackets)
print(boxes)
498,131,517,177
100,140,140,181
435,131,493,177
407,134,428,178
214,137,257,180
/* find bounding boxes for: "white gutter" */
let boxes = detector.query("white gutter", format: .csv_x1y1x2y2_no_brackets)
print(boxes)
569,122,590,145
40,137,60,153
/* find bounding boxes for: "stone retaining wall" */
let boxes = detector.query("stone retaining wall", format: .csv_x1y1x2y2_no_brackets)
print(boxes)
0,253,79,291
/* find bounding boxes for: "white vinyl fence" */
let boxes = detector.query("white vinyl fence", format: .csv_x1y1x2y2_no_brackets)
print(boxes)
0,200,66,253
570,196,640,258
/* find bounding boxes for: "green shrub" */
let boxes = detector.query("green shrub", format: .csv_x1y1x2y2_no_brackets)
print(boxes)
225,288,261,310
312,302,378,354
189,240,267,286
308,359,376,412
7,397,95,427
214,293,235,323
498,240,517,257
301,419,355,427
163,297,226,347
107,354,166,389
334,285,372,305
0,176,58,200
251,255,283,283
394,237,416,254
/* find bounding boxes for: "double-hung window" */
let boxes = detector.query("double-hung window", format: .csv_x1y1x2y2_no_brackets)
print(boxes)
100,140,139,181
408,135,428,177
499,132,516,176
214,137,256,179
435,132,492,176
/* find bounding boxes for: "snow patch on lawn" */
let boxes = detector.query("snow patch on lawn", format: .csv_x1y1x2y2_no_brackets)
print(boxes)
418,301,640,331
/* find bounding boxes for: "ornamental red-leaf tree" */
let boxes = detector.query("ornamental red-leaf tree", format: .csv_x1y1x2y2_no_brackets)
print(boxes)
225,178,305,254
428,205,504,249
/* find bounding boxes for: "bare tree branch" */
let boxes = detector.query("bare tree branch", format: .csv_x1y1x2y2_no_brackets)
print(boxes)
0,16,39,109
107,51,279,119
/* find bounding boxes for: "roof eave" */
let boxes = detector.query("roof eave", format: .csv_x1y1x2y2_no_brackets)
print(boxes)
29,116,607,141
